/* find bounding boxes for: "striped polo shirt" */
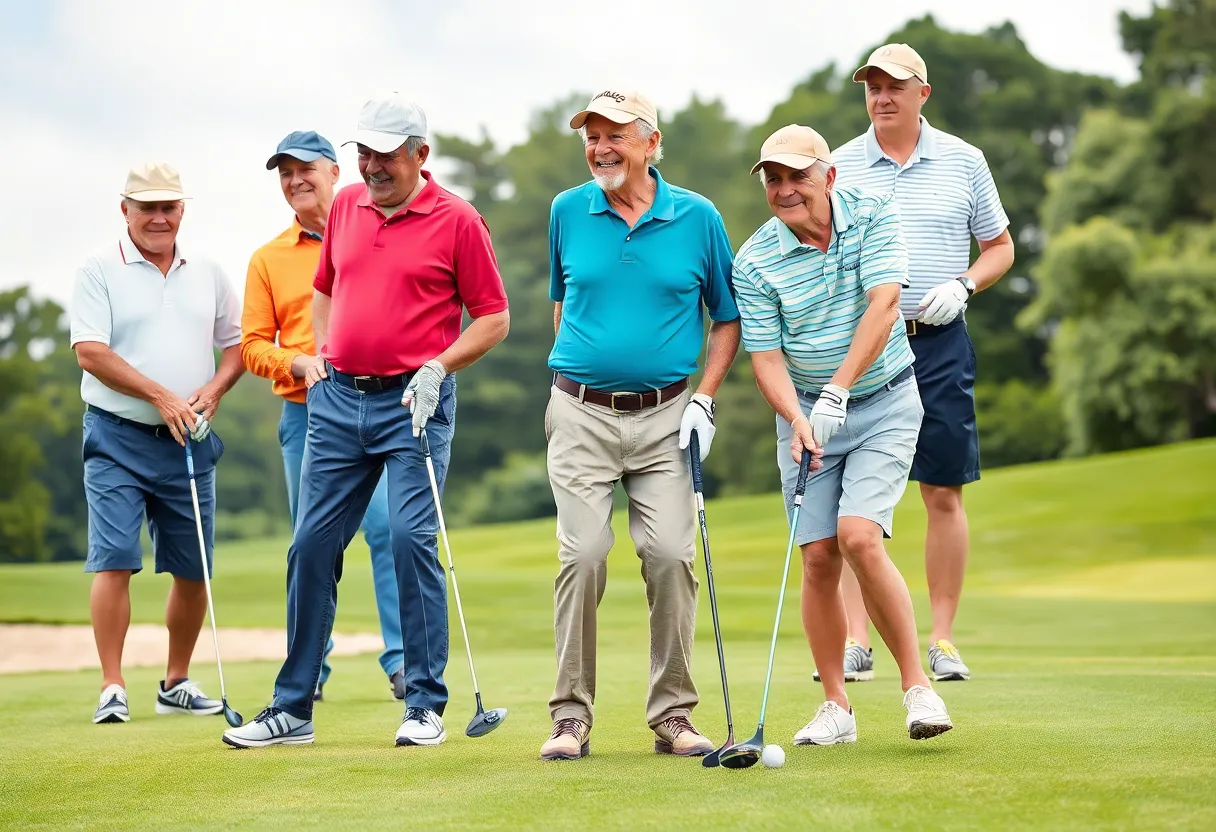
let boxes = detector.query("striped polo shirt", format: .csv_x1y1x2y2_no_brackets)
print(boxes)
831,116,1010,319
732,184,914,398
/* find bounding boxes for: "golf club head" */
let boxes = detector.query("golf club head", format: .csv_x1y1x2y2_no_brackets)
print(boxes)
719,729,763,769
702,732,734,768
223,701,244,728
466,707,507,737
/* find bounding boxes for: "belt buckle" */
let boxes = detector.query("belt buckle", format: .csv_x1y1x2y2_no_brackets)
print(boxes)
353,375,378,393
906,319,918,337
610,391,642,413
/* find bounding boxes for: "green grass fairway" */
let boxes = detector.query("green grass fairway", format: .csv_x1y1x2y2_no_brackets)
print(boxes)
2,440,1215,830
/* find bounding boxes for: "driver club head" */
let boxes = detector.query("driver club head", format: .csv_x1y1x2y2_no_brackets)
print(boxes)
223,701,244,728
719,728,763,770
466,707,507,738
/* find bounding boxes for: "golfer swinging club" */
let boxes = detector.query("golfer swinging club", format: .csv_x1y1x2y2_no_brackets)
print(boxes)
70,162,244,725
732,125,953,746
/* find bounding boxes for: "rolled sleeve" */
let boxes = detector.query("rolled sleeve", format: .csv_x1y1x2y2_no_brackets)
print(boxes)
859,197,912,291
454,214,509,317
732,262,782,353
703,210,740,322
212,265,242,349
969,154,1010,242
69,261,112,347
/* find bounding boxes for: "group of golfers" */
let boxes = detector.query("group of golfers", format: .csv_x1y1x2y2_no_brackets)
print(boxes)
71,42,1013,759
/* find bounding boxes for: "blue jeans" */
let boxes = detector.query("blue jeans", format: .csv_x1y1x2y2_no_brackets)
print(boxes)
279,400,403,682
272,374,455,720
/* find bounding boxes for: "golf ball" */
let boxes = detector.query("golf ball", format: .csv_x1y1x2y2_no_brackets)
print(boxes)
761,743,785,768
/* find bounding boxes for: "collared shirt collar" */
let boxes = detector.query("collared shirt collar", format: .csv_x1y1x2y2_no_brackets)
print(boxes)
588,166,675,222
118,231,186,267
863,115,939,167
290,217,323,242
775,188,853,257
356,169,440,215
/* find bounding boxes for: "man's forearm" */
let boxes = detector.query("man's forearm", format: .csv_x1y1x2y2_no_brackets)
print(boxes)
830,294,900,391
553,302,562,335
435,310,510,373
966,232,1015,292
750,350,803,426
696,319,741,398
209,345,245,394
312,290,331,349
76,343,168,405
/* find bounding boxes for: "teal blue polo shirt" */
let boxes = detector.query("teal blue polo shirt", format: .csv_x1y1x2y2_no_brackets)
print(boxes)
548,167,739,392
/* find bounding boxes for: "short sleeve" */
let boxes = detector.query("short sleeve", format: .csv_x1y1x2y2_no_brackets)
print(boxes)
859,197,911,291
313,195,339,295
454,214,509,317
703,210,740,322
69,261,112,347
731,261,782,353
548,198,565,303
969,154,1010,242
212,265,242,349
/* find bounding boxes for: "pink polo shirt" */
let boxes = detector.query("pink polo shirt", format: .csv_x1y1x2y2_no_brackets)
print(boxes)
314,171,509,377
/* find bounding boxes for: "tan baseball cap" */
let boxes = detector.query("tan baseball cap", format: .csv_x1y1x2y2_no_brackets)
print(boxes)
121,162,189,202
569,89,659,130
750,125,833,175
852,43,928,84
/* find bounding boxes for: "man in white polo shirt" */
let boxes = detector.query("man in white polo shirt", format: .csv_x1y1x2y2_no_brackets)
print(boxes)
69,162,245,725
828,43,1015,684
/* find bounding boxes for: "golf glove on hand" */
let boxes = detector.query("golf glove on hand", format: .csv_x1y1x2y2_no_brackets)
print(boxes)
189,413,211,442
917,279,969,326
810,384,849,448
678,393,716,461
401,359,447,438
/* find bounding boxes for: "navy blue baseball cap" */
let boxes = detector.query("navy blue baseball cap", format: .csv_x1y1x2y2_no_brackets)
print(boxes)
265,130,337,170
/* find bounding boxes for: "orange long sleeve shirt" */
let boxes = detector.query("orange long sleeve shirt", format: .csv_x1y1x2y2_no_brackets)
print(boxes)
240,220,322,403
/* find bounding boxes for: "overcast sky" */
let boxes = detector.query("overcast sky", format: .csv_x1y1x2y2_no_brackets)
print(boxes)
0,0,1154,308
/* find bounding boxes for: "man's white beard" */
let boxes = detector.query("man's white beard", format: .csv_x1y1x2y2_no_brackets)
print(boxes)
593,170,626,192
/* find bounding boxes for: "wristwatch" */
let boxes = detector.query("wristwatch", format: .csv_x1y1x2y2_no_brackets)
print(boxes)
956,275,976,296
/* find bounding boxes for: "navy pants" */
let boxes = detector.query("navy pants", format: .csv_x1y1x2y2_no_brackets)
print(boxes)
907,319,980,487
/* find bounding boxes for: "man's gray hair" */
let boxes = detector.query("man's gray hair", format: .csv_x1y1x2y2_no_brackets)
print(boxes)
578,118,664,165
756,159,831,182
406,136,426,156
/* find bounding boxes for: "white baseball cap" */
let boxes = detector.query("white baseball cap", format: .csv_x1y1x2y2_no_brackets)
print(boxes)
343,91,428,154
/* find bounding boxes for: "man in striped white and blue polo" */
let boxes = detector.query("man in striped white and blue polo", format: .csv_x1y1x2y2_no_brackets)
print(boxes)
734,124,954,747
827,43,1016,685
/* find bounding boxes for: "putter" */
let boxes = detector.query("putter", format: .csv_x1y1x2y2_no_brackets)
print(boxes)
688,433,735,769
720,447,813,769
418,429,507,737
184,441,243,728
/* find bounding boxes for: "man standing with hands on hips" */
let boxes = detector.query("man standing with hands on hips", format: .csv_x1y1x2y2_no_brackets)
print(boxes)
223,92,509,750
829,43,1015,684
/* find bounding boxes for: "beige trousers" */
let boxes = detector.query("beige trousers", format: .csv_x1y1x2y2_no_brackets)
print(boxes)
545,384,700,730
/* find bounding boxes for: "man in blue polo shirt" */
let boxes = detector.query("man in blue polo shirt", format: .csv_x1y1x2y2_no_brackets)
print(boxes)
734,124,953,747
539,89,742,761
828,44,1015,684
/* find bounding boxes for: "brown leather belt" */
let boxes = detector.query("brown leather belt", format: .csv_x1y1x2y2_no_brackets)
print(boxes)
552,373,688,412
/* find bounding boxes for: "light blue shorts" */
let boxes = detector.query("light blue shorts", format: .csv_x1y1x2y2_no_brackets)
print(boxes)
776,370,923,546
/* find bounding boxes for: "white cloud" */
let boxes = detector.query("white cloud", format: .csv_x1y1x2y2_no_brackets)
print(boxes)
0,0,1154,311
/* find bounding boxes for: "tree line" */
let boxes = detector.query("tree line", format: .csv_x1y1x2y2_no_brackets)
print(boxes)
2,2,1213,562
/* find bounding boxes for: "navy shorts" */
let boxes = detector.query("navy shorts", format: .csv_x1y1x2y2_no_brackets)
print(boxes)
82,406,224,580
907,319,980,487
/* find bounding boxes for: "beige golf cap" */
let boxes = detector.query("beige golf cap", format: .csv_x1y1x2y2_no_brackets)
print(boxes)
750,124,833,175
120,162,189,202
852,43,928,84
569,89,659,130
344,91,428,154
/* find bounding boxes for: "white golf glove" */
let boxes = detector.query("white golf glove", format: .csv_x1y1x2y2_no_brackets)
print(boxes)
678,393,716,462
189,413,211,442
809,384,849,448
401,359,447,438
917,279,969,326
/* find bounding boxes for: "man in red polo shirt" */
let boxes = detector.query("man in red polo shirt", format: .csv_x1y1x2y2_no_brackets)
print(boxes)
223,92,510,750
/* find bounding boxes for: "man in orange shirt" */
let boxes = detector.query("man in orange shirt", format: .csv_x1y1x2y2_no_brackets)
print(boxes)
241,130,404,701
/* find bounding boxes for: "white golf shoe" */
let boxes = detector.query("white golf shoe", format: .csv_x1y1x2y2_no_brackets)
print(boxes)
93,684,129,724
903,685,953,740
156,679,223,716
222,706,314,749
928,639,971,681
793,700,857,745
395,707,446,746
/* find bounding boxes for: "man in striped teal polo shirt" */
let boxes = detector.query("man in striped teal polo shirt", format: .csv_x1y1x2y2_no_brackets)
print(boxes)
733,124,953,747
828,43,1016,685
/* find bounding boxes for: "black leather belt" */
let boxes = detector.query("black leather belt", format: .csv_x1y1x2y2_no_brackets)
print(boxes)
86,405,180,440
553,373,688,412
905,318,963,337
325,361,415,392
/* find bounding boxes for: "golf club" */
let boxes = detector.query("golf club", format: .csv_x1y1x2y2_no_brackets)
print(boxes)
688,432,735,769
418,429,507,737
184,441,243,728
719,446,813,769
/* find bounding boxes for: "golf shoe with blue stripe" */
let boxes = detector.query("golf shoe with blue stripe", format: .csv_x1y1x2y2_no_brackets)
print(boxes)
222,706,315,748
156,679,223,716
93,684,129,724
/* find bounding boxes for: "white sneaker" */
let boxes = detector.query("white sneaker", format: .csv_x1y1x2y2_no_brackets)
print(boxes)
222,706,315,749
93,684,129,724
395,706,446,746
793,700,857,745
928,640,971,681
903,685,953,740
155,679,223,716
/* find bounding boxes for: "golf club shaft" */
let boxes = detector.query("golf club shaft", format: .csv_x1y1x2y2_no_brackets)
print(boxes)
185,444,227,701
689,433,733,732
419,431,481,695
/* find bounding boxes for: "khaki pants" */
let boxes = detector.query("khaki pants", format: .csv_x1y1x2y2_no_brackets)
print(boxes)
545,384,699,730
